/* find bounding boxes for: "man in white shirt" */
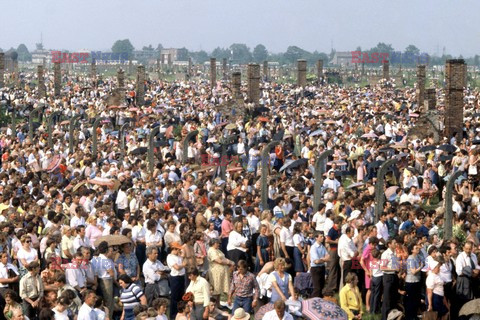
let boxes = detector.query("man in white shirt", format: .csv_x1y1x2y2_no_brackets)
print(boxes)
78,290,98,320
143,246,170,304
73,225,91,251
338,227,358,286
311,203,326,231
375,213,389,243
65,252,87,293
380,239,399,320
95,242,115,319
263,300,294,320
115,185,129,218
455,241,480,305
322,171,341,193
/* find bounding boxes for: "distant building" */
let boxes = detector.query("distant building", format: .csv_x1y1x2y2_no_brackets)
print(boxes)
330,51,353,66
160,48,188,64
31,43,50,65
133,50,158,61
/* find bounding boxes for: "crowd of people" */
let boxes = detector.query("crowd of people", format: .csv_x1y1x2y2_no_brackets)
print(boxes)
0,69,478,320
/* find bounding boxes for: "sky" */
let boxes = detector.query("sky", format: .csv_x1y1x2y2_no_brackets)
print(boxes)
0,0,479,57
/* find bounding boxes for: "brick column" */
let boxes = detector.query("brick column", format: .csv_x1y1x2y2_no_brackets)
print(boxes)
91,59,97,87
54,62,61,96
445,59,466,139
37,65,46,98
0,53,4,88
383,61,390,80
247,64,260,106
210,58,217,89
425,88,436,111
417,65,426,110
188,57,193,78
136,65,145,106
117,68,125,89
263,61,269,82
316,59,323,85
222,58,228,81
297,59,307,87
232,71,242,102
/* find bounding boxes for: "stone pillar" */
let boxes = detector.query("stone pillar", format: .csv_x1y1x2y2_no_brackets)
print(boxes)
210,58,216,89
37,65,46,98
425,88,436,111
232,71,242,102
445,59,466,139
222,58,228,80
417,65,426,111
383,60,390,80
297,59,307,87
117,68,125,89
136,65,145,106
188,57,193,77
316,59,323,85
0,53,4,88
263,61,269,82
54,62,61,96
128,59,133,75
13,59,19,86
91,59,97,87
247,64,261,106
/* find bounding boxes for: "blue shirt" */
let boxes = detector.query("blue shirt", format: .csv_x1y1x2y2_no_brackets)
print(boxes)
310,242,328,267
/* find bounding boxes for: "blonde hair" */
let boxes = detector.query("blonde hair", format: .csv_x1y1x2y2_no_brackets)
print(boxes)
87,216,97,224
261,210,271,221
345,272,358,284
273,257,286,270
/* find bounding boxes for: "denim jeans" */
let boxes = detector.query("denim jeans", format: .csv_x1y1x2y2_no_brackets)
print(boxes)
232,296,253,314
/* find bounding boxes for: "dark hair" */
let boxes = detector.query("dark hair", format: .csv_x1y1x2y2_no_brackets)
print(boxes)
97,241,109,254
118,274,133,284
38,308,55,320
177,300,188,313
186,268,199,277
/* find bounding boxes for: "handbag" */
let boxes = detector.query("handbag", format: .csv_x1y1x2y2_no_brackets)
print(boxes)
422,311,438,320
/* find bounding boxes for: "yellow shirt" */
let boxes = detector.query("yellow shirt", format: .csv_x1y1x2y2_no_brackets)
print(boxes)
339,284,362,320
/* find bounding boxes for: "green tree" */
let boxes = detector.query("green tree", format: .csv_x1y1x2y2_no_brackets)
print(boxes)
284,46,310,64
229,43,252,64
404,45,420,56
17,44,32,62
112,39,135,58
211,47,231,60
252,44,268,63
190,50,209,64
142,45,154,51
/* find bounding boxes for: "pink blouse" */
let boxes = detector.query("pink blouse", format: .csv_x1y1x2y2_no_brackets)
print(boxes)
85,224,103,248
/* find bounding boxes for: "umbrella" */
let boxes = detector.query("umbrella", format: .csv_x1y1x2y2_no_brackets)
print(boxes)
347,182,364,189
361,133,378,139
459,298,480,317
310,129,324,137
254,303,274,320
225,123,237,130
60,120,70,125
255,106,270,113
87,178,116,188
369,160,384,168
94,235,132,248
258,116,269,122
437,144,456,153
323,120,336,125
72,181,87,193
129,107,139,112
302,297,348,320
472,140,480,145
279,159,308,172
46,155,61,173
385,186,399,198
130,147,148,155
439,154,454,162
327,160,347,166
419,145,436,153
409,113,420,118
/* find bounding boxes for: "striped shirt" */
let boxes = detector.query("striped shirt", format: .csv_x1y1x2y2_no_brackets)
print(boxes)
120,283,144,310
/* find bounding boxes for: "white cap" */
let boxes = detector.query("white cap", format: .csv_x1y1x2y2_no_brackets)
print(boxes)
348,210,361,221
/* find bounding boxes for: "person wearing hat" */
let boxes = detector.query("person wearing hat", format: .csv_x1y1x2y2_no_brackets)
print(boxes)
232,307,250,320
167,241,187,319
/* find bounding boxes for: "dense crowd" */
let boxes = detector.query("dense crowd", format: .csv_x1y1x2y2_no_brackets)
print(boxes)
0,72,479,320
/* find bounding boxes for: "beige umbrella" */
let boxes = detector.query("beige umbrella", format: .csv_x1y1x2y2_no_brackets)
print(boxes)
94,235,132,248
459,298,480,317
226,123,237,130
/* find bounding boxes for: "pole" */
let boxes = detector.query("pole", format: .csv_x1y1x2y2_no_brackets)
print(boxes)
313,150,334,210
374,159,398,222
